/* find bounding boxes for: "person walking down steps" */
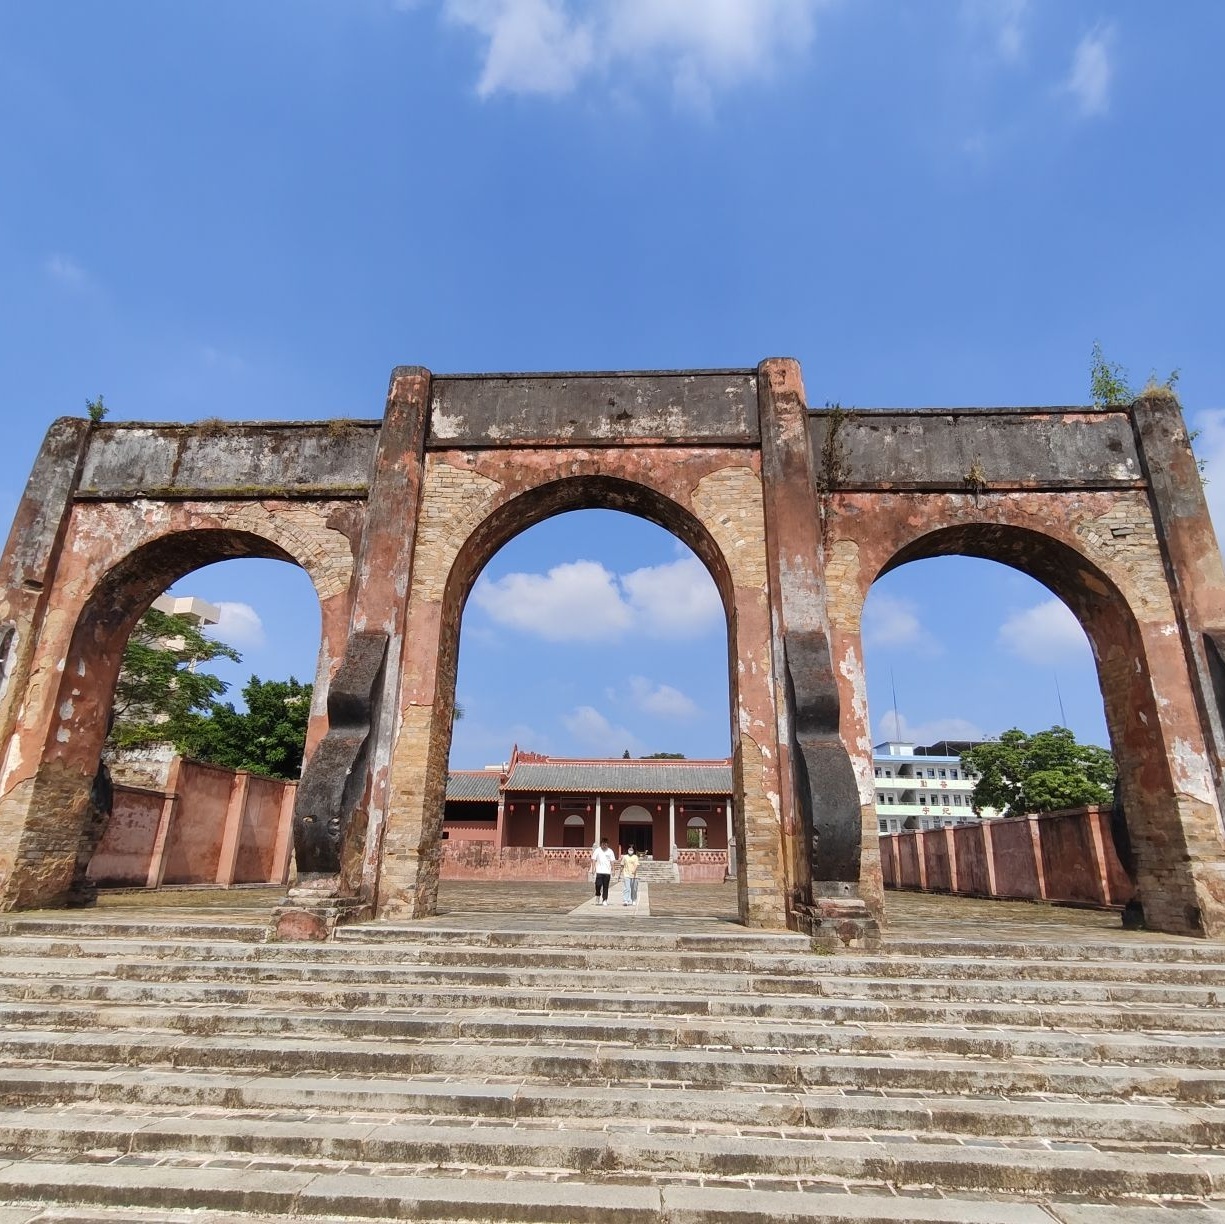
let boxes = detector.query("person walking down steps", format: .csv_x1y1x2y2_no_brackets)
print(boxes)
620,846,640,906
591,838,616,906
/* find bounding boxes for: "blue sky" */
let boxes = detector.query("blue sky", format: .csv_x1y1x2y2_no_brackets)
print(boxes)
2,2,1223,768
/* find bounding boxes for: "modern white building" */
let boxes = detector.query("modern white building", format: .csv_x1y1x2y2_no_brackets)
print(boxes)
873,740,1000,834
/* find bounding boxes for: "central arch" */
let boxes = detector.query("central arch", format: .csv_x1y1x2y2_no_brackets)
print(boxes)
374,467,789,928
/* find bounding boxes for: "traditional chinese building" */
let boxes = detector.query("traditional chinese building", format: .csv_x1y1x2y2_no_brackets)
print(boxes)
442,747,734,880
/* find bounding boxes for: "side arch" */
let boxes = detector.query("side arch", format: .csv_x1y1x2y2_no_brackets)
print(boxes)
849,518,1225,935
0,522,343,910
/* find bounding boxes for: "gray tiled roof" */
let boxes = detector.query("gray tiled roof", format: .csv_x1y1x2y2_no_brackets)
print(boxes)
446,771,502,802
505,760,732,795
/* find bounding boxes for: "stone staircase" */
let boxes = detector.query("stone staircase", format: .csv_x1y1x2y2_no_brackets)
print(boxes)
0,909,1221,1222
635,858,680,883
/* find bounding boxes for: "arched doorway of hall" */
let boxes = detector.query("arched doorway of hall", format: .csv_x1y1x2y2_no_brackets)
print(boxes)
440,507,735,901
1,525,337,911
857,524,1201,934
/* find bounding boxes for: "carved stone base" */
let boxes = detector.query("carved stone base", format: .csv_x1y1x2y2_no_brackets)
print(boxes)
795,895,882,951
268,875,371,942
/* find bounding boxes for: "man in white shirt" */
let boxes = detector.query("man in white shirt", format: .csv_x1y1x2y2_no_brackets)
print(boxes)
591,838,616,906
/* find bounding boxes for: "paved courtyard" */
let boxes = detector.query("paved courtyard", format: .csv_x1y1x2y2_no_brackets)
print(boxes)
50,881,1223,949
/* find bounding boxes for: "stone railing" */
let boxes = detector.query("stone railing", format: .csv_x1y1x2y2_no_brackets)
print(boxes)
674,847,730,882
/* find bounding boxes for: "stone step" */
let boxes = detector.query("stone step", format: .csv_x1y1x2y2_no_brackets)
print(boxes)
4,1202,1223,1224
3,1066,1224,1146
7,973,1225,1035
9,965,1225,1034
5,1161,1203,1223
4,1031,1223,1099
70,956,1225,1011
7,932,1225,987
0,921,266,945
3,1001,1223,1066
0,1107,1221,1198
343,922,1225,964
5,915,1225,969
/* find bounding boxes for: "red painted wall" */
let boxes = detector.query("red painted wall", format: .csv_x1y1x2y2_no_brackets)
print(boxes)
87,786,162,886
881,807,1136,909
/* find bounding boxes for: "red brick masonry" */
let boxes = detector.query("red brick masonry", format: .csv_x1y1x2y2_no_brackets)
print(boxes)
879,806,1135,909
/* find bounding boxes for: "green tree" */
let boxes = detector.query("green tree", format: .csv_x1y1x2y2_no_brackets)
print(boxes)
642,752,686,759
109,608,240,749
961,726,1115,819
181,675,313,780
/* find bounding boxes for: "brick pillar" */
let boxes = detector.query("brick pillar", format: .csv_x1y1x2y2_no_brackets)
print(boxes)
980,820,999,898
915,831,929,891
215,772,251,887
757,359,879,947
1128,389,1225,934
285,370,432,931
0,419,93,908
495,791,506,851
145,756,184,890
1132,390,1225,809
270,782,296,886
1085,806,1114,907
1027,816,1049,901
944,826,959,894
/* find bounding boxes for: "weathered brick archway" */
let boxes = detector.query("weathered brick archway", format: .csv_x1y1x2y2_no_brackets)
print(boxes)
2,362,1225,939
375,470,783,926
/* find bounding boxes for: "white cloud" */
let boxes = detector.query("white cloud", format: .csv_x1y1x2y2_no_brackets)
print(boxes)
563,705,644,756
1063,24,1114,118
208,601,266,651
962,0,1029,62
861,592,940,654
471,559,633,641
622,555,723,637
45,253,89,291
998,598,1089,664
437,0,828,102
471,554,720,642
443,0,595,98
628,675,698,720
876,709,985,745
